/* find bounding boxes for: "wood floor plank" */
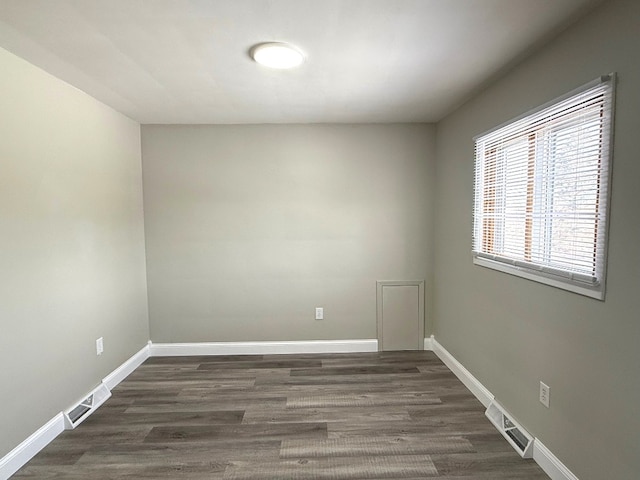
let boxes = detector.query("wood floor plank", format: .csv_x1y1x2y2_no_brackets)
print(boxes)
286,393,441,408
280,435,476,458
327,420,495,438
74,440,281,465
431,452,548,477
255,372,422,385
319,354,441,367
290,365,421,376
14,461,226,479
110,385,183,396
198,359,321,370
83,409,245,426
255,375,463,390
143,422,328,443
143,355,262,364
45,426,154,447
223,455,438,480
123,370,258,383
125,398,286,414
242,406,413,424
115,379,256,389
19,445,87,467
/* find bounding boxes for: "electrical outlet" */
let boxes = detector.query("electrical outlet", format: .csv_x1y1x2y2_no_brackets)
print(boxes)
539,381,550,408
96,337,104,356
315,307,323,320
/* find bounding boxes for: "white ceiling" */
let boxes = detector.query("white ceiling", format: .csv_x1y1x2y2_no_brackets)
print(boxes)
0,0,603,124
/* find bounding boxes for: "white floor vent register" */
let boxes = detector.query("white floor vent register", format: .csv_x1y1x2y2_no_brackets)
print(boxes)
485,400,534,458
63,383,111,429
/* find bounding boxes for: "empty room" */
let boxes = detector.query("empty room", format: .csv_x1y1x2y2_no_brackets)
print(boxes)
1,0,638,479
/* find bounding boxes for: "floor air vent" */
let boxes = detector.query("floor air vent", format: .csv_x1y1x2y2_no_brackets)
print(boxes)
67,397,92,424
63,383,111,429
485,400,534,458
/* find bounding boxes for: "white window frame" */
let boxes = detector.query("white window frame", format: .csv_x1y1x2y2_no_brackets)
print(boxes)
472,75,616,300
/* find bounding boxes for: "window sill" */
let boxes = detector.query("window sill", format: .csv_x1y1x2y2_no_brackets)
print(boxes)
473,256,605,300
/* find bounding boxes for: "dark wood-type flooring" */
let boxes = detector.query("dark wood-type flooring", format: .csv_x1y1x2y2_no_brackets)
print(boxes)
13,351,550,479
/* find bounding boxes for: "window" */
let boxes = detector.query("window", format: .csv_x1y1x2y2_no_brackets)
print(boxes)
472,75,615,300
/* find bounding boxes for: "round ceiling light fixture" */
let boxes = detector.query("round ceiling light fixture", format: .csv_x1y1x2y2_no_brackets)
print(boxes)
251,42,305,69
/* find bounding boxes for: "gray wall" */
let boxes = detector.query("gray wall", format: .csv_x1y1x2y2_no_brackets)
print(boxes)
142,124,435,343
433,0,639,478
0,47,149,458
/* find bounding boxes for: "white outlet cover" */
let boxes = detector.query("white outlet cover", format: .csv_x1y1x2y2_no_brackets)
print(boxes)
96,337,104,355
315,307,323,320
539,381,550,408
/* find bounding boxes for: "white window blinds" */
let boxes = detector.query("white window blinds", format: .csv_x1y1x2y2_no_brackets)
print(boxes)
472,75,615,299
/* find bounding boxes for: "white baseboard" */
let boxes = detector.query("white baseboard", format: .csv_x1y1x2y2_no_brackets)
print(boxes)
533,439,580,480
423,336,434,351
149,339,378,356
0,413,65,480
102,344,150,390
0,343,150,480
430,335,579,480
430,335,494,408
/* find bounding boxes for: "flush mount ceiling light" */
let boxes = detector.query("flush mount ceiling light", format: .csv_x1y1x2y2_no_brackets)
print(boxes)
251,42,305,69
